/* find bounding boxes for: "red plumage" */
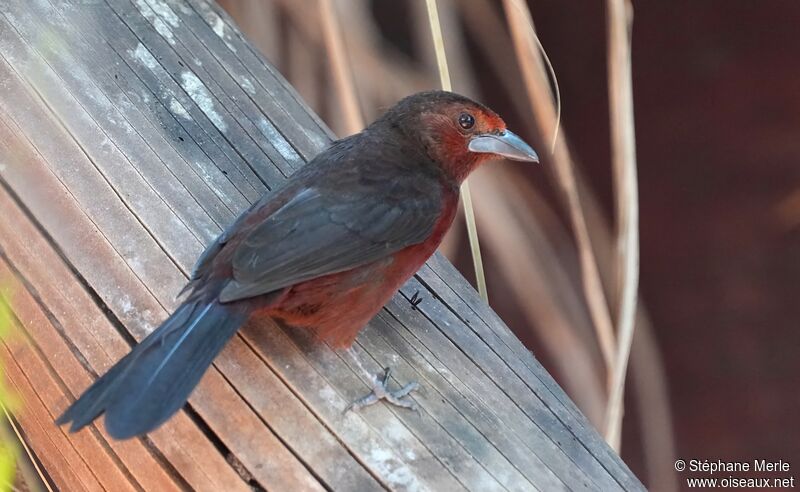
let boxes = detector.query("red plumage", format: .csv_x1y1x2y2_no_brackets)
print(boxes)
265,191,459,347
57,90,538,439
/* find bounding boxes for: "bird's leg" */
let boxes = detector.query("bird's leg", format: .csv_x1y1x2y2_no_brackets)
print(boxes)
344,347,419,412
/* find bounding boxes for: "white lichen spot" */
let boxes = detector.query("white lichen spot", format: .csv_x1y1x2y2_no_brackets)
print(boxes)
99,136,113,151
169,97,191,120
308,130,331,151
258,118,302,165
0,163,6,172
180,71,228,132
195,164,225,197
139,319,157,335
210,13,236,51
177,3,192,15
153,18,175,45
212,16,225,38
119,295,135,315
134,0,177,44
318,386,338,406
144,0,180,27
368,448,419,491
387,465,418,491
131,43,158,70
370,448,392,465
115,94,134,111
239,76,255,96
384,420,417,462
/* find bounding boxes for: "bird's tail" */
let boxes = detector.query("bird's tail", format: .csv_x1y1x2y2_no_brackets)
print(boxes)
57,299,247,439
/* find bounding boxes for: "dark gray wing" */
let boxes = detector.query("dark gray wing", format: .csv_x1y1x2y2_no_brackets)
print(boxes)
181,194,272,297
192,194,272,277
217,178,443,303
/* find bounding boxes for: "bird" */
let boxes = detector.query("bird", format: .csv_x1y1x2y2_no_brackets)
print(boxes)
56,90,539,439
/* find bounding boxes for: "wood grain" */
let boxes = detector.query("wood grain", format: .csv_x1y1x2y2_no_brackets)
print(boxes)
0,0,643,490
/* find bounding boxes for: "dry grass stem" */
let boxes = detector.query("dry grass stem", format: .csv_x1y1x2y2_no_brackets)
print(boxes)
274,0,432,120
286,23,322,115
411,0,479,98
415,0,476,260
472,168,607,423
632,311,679,491
425,0,489,302
424,0,451,92
319,0,364,134
502,0,617,385
460,186,488,300
458,0,530,117
574,175,677,485
604,0,640,451
527,27,561,152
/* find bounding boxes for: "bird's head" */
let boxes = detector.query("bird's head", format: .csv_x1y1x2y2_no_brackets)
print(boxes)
377,91,539,183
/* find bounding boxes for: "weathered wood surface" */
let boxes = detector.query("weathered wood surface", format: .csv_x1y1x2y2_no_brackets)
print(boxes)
0,0,644,490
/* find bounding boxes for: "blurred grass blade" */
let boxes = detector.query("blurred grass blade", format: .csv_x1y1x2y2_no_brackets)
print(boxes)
632,311,679,490
471,167,608,424
604,0,640,451
319,0,364,134
527,23,561,152
502,0,617,386
425,0,489,302
1,404,48,492
425,0,451,91
0,287,45,492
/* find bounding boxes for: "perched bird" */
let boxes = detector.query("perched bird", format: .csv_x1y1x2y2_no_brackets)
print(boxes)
57,90,538,439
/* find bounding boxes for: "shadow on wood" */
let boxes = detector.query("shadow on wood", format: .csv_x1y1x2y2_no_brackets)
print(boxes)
0,0,643,490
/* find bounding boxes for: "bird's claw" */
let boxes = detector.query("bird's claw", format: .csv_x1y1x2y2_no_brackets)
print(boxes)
410,290,423,310
346,367,419,412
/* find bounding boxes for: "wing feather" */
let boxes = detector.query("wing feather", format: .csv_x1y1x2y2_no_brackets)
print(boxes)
217,175,442,303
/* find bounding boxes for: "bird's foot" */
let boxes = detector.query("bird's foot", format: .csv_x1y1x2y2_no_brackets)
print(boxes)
346,367,419,412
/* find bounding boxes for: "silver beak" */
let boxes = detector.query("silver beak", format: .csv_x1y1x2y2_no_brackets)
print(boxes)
468,130,539,163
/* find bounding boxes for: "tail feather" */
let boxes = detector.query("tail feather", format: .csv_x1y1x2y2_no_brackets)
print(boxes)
58,300,247,439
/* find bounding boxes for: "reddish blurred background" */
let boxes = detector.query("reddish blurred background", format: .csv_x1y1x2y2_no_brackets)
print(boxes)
219,1,800,489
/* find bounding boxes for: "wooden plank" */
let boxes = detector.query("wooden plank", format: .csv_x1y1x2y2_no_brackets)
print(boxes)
82,1,283,190
0,9,208,273
0,0,645,490
0,176,248,491
0,54,189,317
118,0,305,176
0,265,142,492
241,319,461,492
391,278,611,489
185,0,336,156
353,317,537,492
420,257,643,492
212,330,383,491
24,1,250,228
0,342,105,492
49,1,267,203
0,114,319,490
0,34,361,492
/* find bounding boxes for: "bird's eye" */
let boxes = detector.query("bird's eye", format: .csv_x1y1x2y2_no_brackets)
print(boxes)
458,113,475,130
